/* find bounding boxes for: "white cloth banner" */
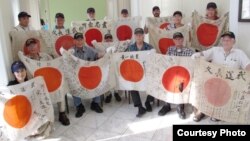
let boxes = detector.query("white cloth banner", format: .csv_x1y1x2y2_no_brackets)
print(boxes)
9,30,53,61
190,59,250,124
112,50,155,91
191,11,229,50
92,40,131,55
0,77,54,141
112,16,141,41
146,54,195,104
148,25,190,54
18,52,68,103
62,49,113,98
71,20,112,47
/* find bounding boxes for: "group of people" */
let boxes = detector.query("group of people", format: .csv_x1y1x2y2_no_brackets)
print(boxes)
7,2,250,139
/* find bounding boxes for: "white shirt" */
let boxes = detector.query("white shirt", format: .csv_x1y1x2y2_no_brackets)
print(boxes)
13,24,34,31
202,47,250,69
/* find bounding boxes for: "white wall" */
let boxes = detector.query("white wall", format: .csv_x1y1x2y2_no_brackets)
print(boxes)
230,0,250,57
0,0,18,86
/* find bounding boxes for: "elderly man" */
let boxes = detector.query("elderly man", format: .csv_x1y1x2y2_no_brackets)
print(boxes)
126,28,155,117
158,32,194,119
192,31,250,122
14,11,34,31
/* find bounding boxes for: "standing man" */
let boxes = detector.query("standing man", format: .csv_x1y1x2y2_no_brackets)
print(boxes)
126,28,155,117
52,13,70,36
86,7,96,21
13,11,34,31
121,9,129,18
159,32,194,119
70,32,103,118
144,6,161,34
192,31,250,122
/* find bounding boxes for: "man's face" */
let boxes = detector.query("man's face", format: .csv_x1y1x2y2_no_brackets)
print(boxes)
153,9,160,17
206,8,216,19
135,33,144,43
19,17,30,27
173,14,182,24
27,43,39,54
173,37,184,47
121,13,129,18
88,12,95,19
74,38,84,47
105,38,113,43
221,36,235,49
56,17,65,27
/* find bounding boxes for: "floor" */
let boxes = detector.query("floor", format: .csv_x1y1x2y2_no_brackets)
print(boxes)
43,93,227,141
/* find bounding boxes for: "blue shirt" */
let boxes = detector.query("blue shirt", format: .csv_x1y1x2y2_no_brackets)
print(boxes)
71,46,98,61
126,42,153,52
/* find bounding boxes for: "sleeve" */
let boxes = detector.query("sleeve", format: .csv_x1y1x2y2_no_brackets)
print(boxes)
239,50,250,69
202,47,215,61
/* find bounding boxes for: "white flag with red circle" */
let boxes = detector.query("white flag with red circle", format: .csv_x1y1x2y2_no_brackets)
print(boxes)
51,34,75,57
191,11,229,50
18,52,68,103
190,59,250,124
112,50,155,91
146,54,195,104
146,16,172,30
0,77,54,141
61,50,113,98
71,20,112,47
9,30,53,61
113,17,141,41
148,25,190,54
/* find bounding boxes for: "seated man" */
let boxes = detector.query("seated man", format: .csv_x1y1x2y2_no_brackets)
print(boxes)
126,28,155,117
158,32,194,119
24,38,70,126
192,31,250,122
69,32,103,118
102,33,122,103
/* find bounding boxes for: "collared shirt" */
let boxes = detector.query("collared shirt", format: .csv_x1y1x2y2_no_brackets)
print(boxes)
27,53,53,61
70,46,98,61
126,42,153,52
52,26,70,36
167,46,194,57
202,47,250,69
13,24,34,31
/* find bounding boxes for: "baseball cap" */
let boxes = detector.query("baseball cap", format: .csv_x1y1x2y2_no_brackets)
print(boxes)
104,33,113,39
87,7,95,13
74,32,84,39
25,38,37,47
134,28,144,34
221,31,235,39
152,6,160,12
18,11,31,18
173,11,182,17
173,32,184,39
207,2,217,9
55,13,64,19
11,61,26,73
121,9,128,14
